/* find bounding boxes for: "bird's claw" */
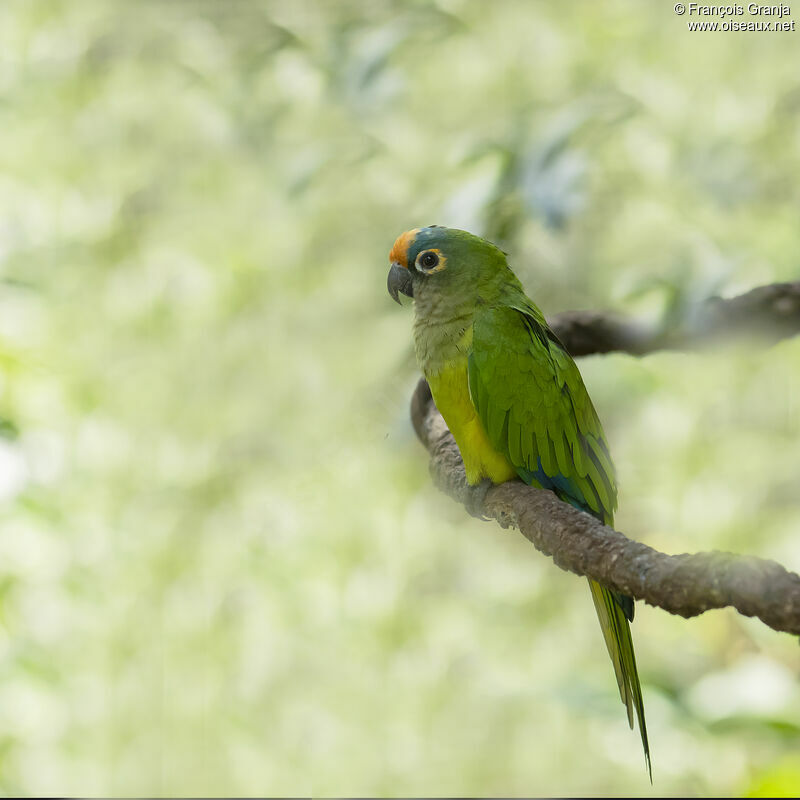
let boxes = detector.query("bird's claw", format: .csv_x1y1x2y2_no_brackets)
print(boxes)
465,478,493,520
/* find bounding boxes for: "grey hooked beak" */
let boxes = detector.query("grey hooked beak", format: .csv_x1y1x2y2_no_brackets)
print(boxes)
387,261,414,304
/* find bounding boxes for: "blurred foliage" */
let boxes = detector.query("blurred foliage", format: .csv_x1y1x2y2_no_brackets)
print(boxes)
0,0,799,795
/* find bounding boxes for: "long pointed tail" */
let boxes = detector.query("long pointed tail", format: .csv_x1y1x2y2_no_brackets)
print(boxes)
588,579,651,780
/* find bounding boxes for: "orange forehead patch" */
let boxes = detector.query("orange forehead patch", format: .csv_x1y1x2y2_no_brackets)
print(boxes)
389,228,421,268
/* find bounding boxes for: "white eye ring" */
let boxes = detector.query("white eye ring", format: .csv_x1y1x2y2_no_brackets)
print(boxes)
415,249,443,273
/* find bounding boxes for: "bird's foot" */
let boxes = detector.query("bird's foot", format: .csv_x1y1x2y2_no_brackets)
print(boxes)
465,478,493,520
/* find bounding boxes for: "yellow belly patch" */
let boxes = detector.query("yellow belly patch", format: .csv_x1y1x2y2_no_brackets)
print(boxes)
426,359,517,486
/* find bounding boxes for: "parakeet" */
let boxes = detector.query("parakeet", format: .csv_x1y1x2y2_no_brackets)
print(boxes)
387,225,650,776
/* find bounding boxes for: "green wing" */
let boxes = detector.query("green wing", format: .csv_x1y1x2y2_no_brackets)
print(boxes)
468,304,650,777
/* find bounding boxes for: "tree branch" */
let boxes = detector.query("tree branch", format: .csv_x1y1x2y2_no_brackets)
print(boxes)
547,280,800,356
410,282,800,636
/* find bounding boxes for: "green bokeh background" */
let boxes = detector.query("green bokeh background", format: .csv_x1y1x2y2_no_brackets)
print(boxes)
1,0,800,795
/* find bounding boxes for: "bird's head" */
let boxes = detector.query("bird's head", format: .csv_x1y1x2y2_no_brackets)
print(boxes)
387,226,512,307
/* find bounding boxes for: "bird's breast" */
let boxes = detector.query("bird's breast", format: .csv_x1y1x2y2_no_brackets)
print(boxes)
424,354,517,486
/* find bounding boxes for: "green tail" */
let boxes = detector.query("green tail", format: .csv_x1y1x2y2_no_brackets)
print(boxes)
588,579,651,781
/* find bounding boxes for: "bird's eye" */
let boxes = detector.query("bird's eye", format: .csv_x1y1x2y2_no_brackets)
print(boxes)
419,251,439,270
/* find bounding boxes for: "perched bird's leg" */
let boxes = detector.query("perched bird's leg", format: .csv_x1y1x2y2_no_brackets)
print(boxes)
465,478,493,520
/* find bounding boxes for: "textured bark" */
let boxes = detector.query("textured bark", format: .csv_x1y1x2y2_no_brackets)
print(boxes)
410,282,800,636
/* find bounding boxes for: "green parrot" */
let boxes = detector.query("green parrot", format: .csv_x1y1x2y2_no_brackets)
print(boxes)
387,225,650,776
